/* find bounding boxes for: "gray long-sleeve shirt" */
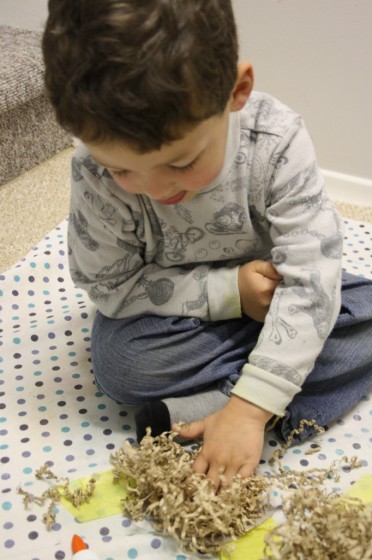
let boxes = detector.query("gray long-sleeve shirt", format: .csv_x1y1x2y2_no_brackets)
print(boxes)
68,91,343,416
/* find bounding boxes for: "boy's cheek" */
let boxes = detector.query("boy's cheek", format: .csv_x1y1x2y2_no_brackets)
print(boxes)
188,163,224,191
110,175,138,193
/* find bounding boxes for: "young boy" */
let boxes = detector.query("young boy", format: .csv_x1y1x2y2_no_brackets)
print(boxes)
43,0,372,487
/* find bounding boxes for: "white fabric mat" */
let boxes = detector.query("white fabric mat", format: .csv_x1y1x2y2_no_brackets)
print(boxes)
0,217,371,560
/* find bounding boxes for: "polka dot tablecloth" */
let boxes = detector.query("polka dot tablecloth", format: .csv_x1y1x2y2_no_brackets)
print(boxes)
0,217,371,560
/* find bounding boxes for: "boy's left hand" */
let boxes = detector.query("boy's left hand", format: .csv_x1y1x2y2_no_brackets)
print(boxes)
174,396,273,489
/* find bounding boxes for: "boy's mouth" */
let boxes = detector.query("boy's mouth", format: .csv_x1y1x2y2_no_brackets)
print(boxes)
159,191,187,205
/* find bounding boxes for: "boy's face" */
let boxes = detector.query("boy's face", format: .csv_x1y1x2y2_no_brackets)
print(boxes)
87,107,230,205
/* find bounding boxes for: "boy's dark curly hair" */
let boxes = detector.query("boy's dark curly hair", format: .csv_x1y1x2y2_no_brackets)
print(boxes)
42,0,238,152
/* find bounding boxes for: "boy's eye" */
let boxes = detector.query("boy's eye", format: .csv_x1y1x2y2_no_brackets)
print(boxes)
170,156,199,173
109,156,199,177
111,169,129,178
170,162,195,173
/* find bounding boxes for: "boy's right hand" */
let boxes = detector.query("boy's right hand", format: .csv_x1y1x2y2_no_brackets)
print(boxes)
176,395,273,489
238,260,282,322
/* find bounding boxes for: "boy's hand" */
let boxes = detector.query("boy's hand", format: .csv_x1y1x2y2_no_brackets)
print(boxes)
238,260,282,322
174,396,273,489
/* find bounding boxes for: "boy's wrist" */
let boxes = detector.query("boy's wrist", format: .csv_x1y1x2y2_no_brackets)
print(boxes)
228,394,273,424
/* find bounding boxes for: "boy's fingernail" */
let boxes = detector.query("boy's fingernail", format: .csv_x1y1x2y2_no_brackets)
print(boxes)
172,421,185,432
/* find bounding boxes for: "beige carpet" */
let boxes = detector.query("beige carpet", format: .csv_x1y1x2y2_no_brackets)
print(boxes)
0,148,73,272
1,147,371,272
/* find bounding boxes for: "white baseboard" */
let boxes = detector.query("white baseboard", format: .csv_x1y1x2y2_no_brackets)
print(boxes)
322,169,372,207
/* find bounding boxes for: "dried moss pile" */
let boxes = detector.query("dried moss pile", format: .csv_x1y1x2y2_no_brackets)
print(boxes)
110,426,371,558
18,421,372,559
263,487,372,560
111,429,270,554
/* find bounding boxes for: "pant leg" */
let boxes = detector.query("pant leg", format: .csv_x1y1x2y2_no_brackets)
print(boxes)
277,271,372,442
91,313,263,404
92,270,372,432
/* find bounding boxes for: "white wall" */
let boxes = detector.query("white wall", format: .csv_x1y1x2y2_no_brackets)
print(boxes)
0,0,48,31
2,0,372,184
233,0,372,181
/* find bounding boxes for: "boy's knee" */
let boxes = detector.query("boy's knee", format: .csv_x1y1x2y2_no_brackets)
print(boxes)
90,313,170,403
90,327,142,404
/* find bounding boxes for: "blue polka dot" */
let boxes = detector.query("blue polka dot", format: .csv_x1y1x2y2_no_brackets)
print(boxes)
151,538,161,549
127,549,138,559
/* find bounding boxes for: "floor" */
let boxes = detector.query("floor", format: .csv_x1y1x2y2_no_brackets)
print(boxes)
0,148,73,272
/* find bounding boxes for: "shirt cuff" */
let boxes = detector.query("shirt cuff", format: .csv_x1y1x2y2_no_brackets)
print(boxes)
207,266,242,320
231,363,301,417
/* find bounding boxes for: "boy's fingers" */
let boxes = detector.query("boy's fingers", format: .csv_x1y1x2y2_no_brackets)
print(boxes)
193,454,227,490
264,264,283,280
238,462,256,479
254,260,283,280
262,277,281,292
192,452,209,476
173,419,205,439
206,465,225,490
220,466,238,487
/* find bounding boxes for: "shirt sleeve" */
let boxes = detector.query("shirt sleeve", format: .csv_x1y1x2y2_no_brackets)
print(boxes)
232,119,343,416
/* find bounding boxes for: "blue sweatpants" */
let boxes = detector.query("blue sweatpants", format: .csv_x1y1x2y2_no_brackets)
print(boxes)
91,271,372,441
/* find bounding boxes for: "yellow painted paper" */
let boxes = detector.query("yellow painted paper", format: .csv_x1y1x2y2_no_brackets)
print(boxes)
60,470,129,522
220,518,276,560
344,473,372,504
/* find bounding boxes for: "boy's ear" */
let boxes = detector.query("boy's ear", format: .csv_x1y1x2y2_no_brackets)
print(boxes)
229,62,254,112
